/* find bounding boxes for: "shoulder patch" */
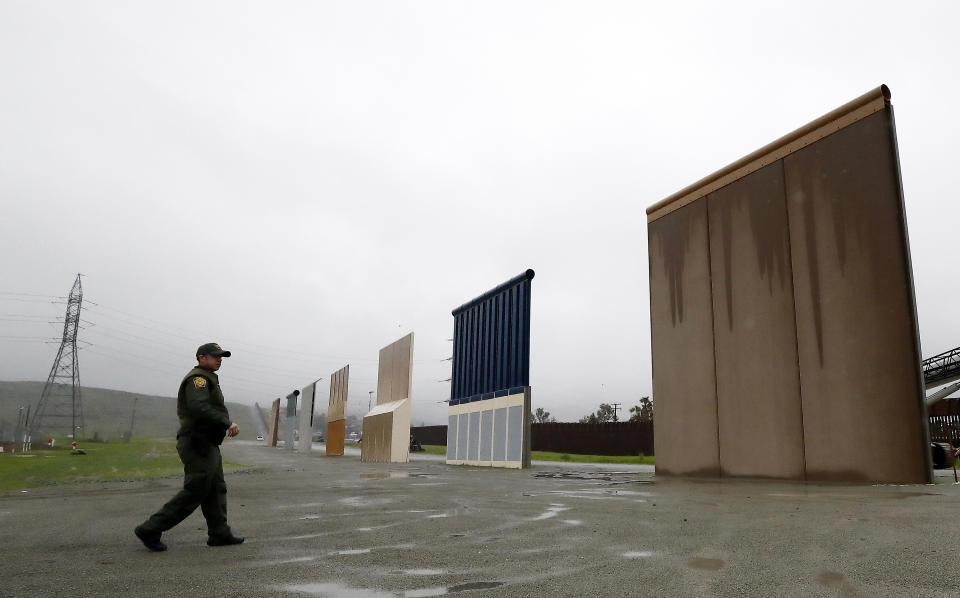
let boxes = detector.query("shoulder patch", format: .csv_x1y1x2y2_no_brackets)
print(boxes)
193,377,207,389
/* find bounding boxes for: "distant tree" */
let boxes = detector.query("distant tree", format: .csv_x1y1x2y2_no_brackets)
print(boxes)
629,396,653,422
579,403,615,424
533,407,555,423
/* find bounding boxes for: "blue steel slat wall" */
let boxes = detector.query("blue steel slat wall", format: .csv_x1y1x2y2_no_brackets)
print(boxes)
450,270,534,405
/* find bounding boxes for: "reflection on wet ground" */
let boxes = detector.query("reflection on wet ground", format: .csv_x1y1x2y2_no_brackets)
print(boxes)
621,551,654,558
687,557,724,571
533,470,655,484
280,580,505,597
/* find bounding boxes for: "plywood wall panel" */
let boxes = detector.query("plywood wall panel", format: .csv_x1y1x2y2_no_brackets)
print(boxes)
648,201,720,476
784,111,927,483
361,398,410,463
707,163,805,479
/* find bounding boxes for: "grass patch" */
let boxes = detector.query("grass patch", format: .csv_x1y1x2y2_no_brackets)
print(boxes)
0,437,244,492
421,445,654,465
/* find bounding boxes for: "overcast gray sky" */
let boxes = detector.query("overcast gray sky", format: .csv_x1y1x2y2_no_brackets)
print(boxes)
2,1,958,424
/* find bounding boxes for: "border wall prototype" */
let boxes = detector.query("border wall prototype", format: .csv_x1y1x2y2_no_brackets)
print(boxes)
297,382,316,454
361,334,413,463
447,270,534,468
326,365,349,456
647,85,930,483
283,390,299,451
267,398,280,447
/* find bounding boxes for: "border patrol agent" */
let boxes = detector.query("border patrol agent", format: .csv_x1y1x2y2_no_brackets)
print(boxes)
134,343,244,551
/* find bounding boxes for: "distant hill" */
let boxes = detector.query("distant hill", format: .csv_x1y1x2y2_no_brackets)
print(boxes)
0,381,257,441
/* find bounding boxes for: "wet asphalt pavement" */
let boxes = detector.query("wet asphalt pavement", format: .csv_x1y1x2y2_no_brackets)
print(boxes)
2,440,959,597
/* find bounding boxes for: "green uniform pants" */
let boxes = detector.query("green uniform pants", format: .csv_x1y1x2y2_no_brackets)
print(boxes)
140,434,231,538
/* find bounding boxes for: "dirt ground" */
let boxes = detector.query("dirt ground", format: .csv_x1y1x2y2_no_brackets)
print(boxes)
1,440,958,597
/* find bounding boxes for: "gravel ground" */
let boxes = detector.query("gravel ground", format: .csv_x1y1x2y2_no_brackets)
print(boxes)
1,440,958,597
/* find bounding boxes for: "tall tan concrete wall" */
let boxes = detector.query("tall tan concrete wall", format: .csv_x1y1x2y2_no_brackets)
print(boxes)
647,86,929,483
707,163,805,479
784,111,927,482
648,201,720,477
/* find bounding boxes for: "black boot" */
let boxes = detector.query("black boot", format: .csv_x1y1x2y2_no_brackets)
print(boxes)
134,526,168,552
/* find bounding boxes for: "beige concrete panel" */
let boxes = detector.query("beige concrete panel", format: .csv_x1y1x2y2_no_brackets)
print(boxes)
360,398,410,463
785,110,927,483
267,398,280,447
648,200,720,476
377,342,394,405
376,333,414,405
391,333,413,403
707,163,805,479
328,365,349,422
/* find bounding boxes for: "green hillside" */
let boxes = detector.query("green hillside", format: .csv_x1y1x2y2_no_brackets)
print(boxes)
0,381,258,441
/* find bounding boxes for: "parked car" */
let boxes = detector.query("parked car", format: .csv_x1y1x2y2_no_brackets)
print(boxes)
256,435,264,441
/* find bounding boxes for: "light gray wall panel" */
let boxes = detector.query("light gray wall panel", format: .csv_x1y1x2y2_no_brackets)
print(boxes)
493,408,507,461
457,413,468,460
447,415,458,460
468,411,480,461
479,410,493,461
507,405,523,462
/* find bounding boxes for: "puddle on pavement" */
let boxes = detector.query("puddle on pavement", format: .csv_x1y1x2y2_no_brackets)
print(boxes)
816,571,862,597
281,582,392,597
340,496,393,508
405,582,505,597
280,502,326,509
621,551,653,558
534,471,654,484
687,557,724,571
275,531,331,541
530,505,570,521
362,472,408,479
267,555,323,565
361,472,438,480
477,536,502,543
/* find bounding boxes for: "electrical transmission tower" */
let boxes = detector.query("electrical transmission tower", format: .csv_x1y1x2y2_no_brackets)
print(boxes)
30,274,85,439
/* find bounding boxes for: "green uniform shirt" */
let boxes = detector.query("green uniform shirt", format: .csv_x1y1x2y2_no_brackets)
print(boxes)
177,367,231,436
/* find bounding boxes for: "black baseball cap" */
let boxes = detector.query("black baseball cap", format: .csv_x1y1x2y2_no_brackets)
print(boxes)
197,343,231,357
